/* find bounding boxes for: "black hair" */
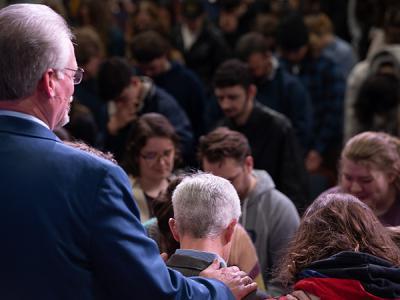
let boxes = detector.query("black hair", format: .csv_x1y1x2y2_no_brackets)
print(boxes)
213,59,253,89
130,30,170,63
276,13,309,50
97,57,135,101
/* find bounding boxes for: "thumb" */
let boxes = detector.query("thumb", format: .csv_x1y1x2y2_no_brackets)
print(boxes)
199,259,221,278
160,252,168,262
207,259,221,270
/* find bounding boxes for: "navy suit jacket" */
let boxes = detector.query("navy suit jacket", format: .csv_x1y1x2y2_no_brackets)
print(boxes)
0,115,233,300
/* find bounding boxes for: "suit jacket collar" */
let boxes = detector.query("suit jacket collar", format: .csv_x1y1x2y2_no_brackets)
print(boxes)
0,115,61,142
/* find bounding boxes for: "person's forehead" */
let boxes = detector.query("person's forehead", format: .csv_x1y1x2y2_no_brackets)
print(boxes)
203,158,241,176
142,137,174,149
342,158,373,176
215,85,246,95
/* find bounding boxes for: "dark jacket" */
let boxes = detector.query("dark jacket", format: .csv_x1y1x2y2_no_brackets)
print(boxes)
293,251,400,299
171,20,231,90
280,52,345,156
105,81,194,163
0,115,232,300
219,102,310,211
255,65,313,152
167,252,267,300
153,62,207,139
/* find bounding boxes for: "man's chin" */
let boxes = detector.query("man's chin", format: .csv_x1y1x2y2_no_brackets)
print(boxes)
58,115,70,128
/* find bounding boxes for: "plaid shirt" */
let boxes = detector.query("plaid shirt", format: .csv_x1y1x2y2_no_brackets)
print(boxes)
280,53,345,155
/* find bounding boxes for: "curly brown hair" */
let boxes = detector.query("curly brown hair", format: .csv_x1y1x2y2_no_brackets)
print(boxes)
276,192,400,287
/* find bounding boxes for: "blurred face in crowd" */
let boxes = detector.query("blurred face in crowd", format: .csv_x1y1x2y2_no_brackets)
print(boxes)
113,78,143,118
279,45,307,64
247,52,273,79
139,137,175,181
183,15,204,32
137,56,168,78
215,84,255,125
340,158,396,214
202,157,252,200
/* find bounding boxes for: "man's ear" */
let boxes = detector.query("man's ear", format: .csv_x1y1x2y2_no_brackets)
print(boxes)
223,219,237,245
244,155,254,173
248,84,257,99
41,69,58,97
168,218,180,242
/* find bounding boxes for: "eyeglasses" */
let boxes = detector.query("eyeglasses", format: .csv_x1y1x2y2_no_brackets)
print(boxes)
63,67,84,85
140,149,174,163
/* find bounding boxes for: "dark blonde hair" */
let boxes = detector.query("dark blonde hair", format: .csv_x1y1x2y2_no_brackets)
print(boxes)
304,13,333,37
277,192,400,287
340,131,400,190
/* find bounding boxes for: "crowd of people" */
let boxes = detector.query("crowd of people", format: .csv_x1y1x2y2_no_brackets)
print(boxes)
1,0,400,299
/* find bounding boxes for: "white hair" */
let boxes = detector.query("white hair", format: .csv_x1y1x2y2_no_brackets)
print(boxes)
0,4,73,100
172,172,241,238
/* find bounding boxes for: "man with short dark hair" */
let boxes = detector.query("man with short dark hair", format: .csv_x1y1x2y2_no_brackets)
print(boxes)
236,32,312,151
198,127,300,293
212,59,309,210
131,30,207,140
97,56,194,163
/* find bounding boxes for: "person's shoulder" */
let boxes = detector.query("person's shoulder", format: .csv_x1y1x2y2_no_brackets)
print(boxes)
56,142,119,173
170,62,204,86
253,170,297,209
254,103,292,129
151,85,183,108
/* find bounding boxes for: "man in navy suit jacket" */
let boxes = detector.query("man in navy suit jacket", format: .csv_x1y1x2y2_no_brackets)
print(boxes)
0,4,256,299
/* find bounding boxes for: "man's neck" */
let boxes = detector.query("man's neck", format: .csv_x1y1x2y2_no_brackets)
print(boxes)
234,99,254,126
179,236,224,259
241,173,257,202
0,96,51,128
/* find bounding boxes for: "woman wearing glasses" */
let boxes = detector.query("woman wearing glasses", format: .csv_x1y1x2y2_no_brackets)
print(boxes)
123,113,181,222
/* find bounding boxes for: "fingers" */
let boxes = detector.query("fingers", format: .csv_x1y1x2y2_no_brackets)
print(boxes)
199,259,221,278
225,265,240,272
208,259,221,270
160,253,168,262
234,279,257,300
240,275,253,286
290,290,314,300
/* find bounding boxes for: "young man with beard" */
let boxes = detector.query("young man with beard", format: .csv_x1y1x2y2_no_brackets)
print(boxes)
212,59,309,211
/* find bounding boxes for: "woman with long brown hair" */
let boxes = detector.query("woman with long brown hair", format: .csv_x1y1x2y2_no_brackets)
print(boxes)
275,192,400,299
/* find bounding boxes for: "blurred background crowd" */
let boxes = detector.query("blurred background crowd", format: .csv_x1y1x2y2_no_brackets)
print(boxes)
2,0,400,297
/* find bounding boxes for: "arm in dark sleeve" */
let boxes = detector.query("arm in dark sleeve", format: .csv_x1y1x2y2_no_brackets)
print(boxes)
313,60,345,155
285,75,313,153
89,164,234,299
278,126,310,211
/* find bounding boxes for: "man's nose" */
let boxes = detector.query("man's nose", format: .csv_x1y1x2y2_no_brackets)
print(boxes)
349,181,362,193
219,98,230,109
